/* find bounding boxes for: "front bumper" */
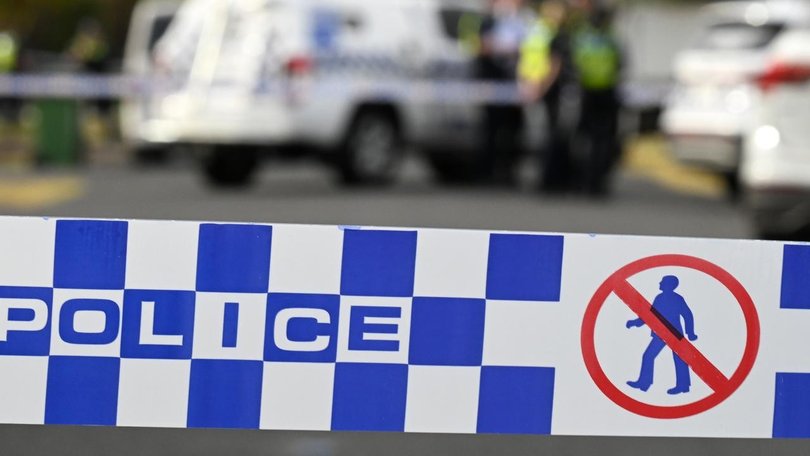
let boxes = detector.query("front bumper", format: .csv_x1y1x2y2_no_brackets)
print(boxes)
128,89,346,148
667,134,741,172
661,96,753,172
135,107,298,146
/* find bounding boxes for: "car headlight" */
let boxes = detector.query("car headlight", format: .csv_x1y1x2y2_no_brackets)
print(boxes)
752,125,781,151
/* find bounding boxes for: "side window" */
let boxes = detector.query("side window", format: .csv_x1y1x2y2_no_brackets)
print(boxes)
148,15,174,52
439,8,482,41
697,22,784,50
311,8,366,52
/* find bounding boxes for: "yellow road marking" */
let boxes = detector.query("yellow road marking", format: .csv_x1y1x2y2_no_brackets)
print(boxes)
0,177,85,210
623,135,726,198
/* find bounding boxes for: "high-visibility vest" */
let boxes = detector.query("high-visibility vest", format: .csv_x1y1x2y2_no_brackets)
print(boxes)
573,26,620,90
518,19,554,84
0,33,17,73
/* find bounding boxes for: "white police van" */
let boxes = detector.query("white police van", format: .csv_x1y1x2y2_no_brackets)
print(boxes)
133,0,517,186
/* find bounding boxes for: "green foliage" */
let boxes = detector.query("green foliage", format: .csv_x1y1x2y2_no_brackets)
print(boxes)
0,0,138,55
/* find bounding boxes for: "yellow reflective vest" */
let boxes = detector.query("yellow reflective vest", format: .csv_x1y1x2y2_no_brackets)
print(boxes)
518,19,554,84
573,26,620,91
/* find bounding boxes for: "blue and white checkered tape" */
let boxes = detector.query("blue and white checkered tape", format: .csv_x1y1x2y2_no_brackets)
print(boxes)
0,71,657,106
0,216,808,438
0,72,523,104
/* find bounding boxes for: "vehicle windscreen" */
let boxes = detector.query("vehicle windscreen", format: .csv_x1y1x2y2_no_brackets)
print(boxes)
439,8,482,40
697,22,784,50
149,15,174,52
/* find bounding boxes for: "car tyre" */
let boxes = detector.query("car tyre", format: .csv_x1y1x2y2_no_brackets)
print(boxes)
202,146,258,188
724,171,741,201
132,146,170,166
338,109,402,186
427,152,485,184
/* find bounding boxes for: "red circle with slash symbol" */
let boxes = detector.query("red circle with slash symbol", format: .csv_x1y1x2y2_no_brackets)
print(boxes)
581,254,760,419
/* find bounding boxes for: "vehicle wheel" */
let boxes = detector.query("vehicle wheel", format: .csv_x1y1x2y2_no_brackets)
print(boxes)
427,153,484,184
338,110,402,185
201,146,258,188
753,220,808,241
754,225,789,241
724,171,741,201
132,146,170,166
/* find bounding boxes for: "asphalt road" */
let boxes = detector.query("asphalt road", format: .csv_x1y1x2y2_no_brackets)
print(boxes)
0,155,799,456
0,156,751,239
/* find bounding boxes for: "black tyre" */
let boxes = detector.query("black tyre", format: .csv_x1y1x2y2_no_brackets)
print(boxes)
753,219,806,241
132,146,170,166
202,146,258,188
754,224,793,241
427,152,485,184
724,171,741,201
338,109,402,185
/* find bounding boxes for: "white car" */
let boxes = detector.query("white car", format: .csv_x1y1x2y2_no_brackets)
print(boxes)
741,27,810,238
127,0,529,186
662,0,810,194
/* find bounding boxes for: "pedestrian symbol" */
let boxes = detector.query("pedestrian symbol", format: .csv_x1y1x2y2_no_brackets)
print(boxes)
626,275,698,395
581,255,760,419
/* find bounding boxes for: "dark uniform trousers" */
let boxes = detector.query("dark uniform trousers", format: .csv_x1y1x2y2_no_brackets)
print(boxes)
578,87,619,195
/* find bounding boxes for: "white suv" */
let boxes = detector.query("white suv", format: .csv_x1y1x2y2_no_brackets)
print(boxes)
129,0,527,186
741,27,810,238
662,0,810,195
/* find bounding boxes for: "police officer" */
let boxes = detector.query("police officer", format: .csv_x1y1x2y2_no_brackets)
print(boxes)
476,0,527,184
518,0,571,193
572,5,622,196
68,19,110,74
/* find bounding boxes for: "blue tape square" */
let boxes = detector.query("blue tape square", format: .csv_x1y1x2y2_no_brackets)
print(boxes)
773,372,810,438
44,356,120,426
781,245,810,309
196,224,272,293
340,230,417,297
187,359,263,429
265,293,339,363
54,220,128,290
409,297,485,366
121,290,195,359
331,363,408,431
0,287,52,356
477,366,555,435
486,234,564,302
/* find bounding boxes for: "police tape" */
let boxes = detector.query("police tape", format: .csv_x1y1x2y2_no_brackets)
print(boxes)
0,216,806,438
0,73,665,106
0,74,138,99
0,73,522,102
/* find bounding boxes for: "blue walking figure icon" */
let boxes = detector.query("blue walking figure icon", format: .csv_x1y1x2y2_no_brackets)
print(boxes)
626,275,698,395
